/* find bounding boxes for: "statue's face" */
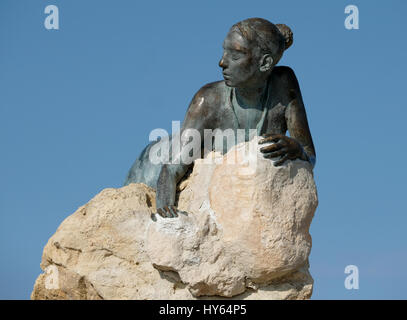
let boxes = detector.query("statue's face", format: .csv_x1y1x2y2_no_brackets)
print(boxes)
219,30,260,87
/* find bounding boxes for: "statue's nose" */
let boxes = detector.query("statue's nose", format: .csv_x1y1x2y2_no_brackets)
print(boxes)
219,55,227,69
218,58,224,68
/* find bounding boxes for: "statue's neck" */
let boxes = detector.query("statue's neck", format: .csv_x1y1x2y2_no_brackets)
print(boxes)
235,81,268,109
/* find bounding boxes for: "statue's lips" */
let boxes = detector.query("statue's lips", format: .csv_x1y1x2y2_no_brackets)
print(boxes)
222,73,231,80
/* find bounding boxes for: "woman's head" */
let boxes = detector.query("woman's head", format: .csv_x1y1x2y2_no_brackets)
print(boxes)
219,18,293,88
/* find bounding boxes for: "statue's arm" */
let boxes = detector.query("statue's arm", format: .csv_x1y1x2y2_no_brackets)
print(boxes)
284,68,316,167
155,86,214,215
259,67,316,168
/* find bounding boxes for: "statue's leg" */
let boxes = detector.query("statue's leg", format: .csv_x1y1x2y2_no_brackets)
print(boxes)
123,141,163,189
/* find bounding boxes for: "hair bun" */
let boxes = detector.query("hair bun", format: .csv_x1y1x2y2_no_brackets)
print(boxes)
276,24,293,50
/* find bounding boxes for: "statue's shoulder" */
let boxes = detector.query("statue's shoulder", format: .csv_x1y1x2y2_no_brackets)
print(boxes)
271,66,300,88
184,81,227,124
271,65,297,80
194,80,228,100
189,80,228,110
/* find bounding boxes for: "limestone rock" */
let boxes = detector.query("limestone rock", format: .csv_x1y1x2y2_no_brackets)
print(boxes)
147,136,318,297
31,184,197,300
31,137,317,300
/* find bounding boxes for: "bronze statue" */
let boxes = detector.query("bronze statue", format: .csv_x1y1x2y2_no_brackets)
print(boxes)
124,18,316,219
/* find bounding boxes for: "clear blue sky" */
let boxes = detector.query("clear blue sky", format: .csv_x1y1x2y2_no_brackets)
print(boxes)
1,0,406,299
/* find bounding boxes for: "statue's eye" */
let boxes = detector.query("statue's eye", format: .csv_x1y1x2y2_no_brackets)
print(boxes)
231,52,243,60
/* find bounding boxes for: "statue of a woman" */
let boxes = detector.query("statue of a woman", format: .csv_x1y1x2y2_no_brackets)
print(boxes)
124,18,316,218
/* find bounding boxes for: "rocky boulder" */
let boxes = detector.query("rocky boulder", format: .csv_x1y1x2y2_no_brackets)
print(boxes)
31,137,318,300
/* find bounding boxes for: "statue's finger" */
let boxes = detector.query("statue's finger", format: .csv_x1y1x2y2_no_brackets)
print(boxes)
157,208,166,218
260,135,283,145
170,205,179,217
163,207,172,218
278,135,290,144
167,205,176,218
167,206,176,218
259,136,274,144
274,154,290,166
264,148,287,159
260,143,283,153
164,206,173,218
261,133,274,139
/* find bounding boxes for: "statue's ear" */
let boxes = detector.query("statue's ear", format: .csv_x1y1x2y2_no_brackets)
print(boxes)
259,54,273,72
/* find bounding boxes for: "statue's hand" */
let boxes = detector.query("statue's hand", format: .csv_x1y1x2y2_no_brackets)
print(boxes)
259,133,305,166
150,205,188,221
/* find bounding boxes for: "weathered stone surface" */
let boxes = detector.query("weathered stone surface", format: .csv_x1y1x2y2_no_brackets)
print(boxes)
148,136,318,297
31,184,196,300
31,266,103,300
31,137,317,300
